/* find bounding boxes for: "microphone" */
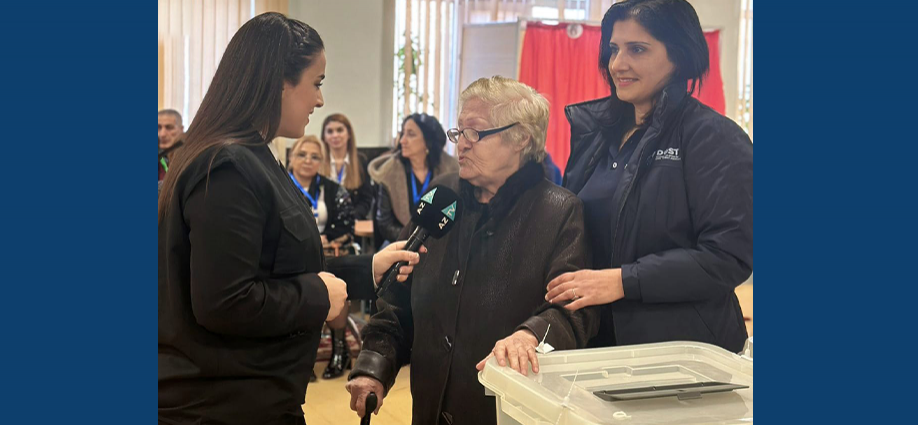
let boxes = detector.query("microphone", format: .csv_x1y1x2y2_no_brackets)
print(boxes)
376,185,462,297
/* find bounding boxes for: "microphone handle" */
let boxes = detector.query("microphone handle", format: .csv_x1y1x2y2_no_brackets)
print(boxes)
376,225,429,297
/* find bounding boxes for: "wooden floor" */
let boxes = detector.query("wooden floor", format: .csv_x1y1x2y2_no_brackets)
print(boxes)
303,361,413,425
302,284,753,425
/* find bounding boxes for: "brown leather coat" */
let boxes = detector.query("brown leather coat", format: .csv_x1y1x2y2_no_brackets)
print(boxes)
350,161,599,425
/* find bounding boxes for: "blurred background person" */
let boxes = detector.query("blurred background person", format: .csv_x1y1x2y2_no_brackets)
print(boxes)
289,135,355,245
320,114,374,220
288,134,358,380
543,152,562,185
368,113,458,244
158,109,184,182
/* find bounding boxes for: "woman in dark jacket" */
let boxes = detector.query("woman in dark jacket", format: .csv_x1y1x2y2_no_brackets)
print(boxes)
369,113,459,243
157,13,418,425
346,77,598,425
157,14,348,425
321,113,374,219
545,0,753,353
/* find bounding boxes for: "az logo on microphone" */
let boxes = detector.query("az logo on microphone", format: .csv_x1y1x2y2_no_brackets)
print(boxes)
417,188,437,216
438,202,456,230
421,188,437,204
441,202,456,220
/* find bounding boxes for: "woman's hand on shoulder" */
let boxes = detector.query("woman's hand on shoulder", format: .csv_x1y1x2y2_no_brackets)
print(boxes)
545,269,624,311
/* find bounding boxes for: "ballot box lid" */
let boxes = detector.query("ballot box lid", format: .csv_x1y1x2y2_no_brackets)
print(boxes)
478,341,753,424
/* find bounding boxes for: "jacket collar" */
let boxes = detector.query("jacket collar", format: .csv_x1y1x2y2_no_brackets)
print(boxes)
368,150,457,183
460,160,544,222
330,153,350,169
566,79,689,132
649,79,689,131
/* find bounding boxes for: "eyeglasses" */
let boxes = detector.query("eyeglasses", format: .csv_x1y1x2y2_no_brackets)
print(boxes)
293,152,323,163
447,122,518,144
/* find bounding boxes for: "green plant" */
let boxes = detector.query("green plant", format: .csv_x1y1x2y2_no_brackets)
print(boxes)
396,36,422,123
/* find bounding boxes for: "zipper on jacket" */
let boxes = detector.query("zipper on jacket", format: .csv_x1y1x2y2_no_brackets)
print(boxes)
610,145,645,265
609,93,671,264
609,90,687,265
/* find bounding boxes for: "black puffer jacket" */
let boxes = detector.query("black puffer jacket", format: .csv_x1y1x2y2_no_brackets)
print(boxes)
564,81,753,353
350,161,599,425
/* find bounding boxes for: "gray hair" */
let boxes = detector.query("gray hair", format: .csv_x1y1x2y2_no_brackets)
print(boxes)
458,76,549,163
158,109,183,126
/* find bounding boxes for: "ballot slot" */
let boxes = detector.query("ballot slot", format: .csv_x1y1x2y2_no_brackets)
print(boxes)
593,381,749,402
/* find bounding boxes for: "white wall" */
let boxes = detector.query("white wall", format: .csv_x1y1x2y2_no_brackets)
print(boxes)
288,0,395,148
687,0,741,122
458,22,521,97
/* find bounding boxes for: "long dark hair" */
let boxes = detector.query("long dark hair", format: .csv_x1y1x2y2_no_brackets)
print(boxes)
397,113,445,172
598,0,709,130
158,12,324,222
320,113,363,190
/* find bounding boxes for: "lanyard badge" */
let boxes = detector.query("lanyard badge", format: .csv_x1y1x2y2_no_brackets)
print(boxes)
289,173,320,219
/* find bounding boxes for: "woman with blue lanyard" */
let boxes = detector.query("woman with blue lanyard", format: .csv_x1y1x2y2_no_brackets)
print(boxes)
369,113,459,244
288,135,358,380
289,135,354,244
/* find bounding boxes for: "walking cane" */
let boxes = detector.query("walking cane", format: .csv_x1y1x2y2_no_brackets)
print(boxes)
361,392,378,425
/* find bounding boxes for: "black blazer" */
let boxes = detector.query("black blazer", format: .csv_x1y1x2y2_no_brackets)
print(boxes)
159,141,330,424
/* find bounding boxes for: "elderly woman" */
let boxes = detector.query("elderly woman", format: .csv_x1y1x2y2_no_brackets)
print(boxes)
346,76,598,425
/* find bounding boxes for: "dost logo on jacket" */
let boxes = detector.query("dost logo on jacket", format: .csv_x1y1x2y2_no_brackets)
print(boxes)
653,148,682,162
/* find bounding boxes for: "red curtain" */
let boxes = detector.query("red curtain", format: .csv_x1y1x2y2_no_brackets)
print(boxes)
519,23,607,174
693,30,725,115
519,24,725,173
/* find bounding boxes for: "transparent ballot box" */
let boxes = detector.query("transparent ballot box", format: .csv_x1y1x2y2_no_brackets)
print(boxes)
478,341,753,424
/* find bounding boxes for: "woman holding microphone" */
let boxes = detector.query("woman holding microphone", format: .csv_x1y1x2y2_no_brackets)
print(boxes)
157,13,418,425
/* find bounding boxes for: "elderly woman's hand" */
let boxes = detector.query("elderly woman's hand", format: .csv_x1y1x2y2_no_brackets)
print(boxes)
372,240,428,286
546,269,625,311
346,376,385,418
476,330,540,376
